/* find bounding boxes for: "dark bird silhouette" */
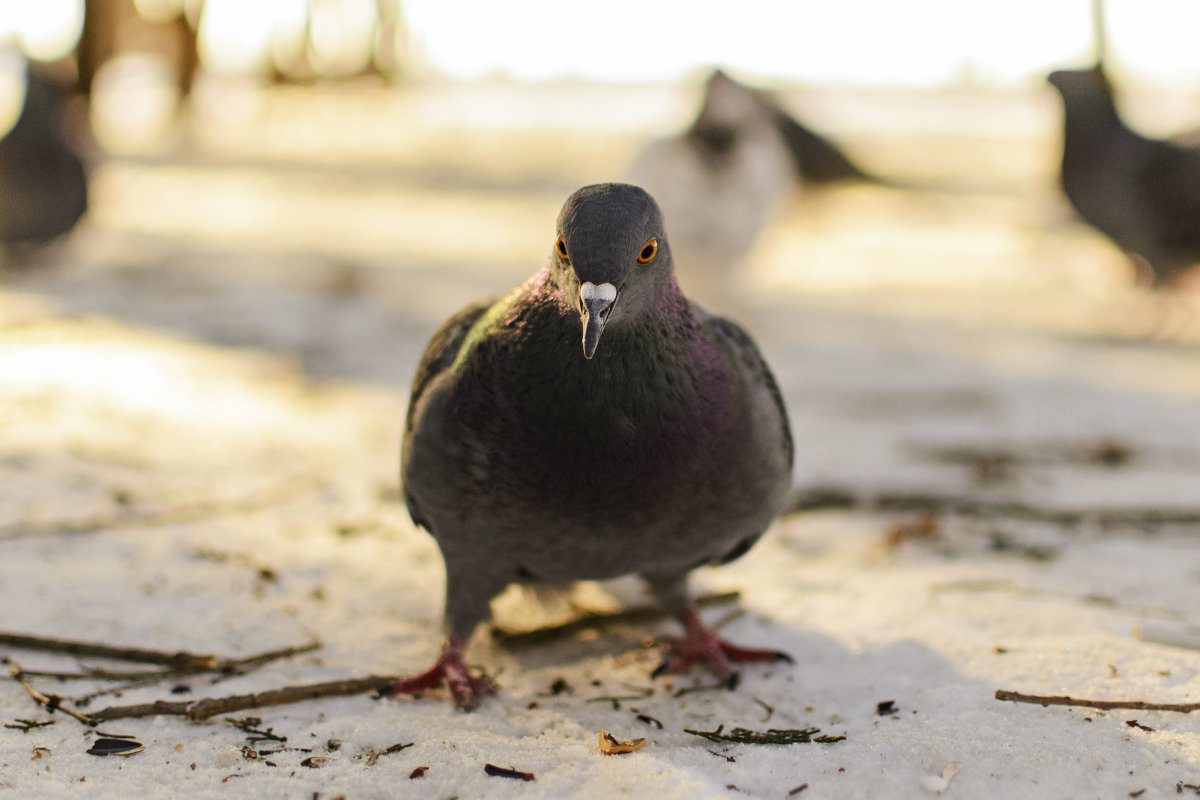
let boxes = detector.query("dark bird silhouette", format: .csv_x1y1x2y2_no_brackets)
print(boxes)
394,183,794,709
629,69,873,302
0,62,88,262
770,102,875,185
1048,66,1200,287
629,70,795,301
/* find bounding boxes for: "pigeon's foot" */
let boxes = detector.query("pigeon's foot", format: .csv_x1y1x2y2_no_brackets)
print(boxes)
652,607,792,689
384,637,496,710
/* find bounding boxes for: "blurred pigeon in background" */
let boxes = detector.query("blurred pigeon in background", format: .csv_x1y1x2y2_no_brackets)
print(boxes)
393,183,794,709
0,58,89,265
770,97,876,186
1048,66,1200,288
627,70,793,304
630,69,871,303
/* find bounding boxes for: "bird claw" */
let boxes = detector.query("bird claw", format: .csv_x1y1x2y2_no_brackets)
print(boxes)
651,608,791,687
382,640,496,711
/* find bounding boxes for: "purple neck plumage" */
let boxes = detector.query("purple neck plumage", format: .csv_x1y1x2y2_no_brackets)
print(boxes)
462,263,739,511
516,262,732,405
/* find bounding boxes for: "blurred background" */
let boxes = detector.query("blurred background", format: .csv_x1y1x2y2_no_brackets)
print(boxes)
2,0,1200,388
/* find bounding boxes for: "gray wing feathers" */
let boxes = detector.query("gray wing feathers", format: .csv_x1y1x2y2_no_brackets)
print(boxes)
699,309,794,466
402,296,496,528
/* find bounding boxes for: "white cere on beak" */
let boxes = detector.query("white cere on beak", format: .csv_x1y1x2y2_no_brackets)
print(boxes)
580,281,617,305
579,281,618,359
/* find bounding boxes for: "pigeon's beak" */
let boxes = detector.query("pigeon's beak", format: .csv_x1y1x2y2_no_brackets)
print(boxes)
579,281,617,359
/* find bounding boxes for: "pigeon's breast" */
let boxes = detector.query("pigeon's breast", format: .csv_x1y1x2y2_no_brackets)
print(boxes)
453,320,740,524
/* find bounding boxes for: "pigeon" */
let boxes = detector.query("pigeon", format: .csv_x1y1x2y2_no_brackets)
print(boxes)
1048,66,1200,287
628,70,795,303
770,102,876,186
394,182,794,709
0,60,88,262
630,69,874,303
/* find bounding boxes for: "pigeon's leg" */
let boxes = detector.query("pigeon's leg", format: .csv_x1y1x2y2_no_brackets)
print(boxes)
645,573,791,688
384,563,499,710
385,634,495,710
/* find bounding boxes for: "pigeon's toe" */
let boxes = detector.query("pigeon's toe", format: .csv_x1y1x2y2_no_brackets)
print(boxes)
384,638,496,711
444,665,497,710
652,607,791,687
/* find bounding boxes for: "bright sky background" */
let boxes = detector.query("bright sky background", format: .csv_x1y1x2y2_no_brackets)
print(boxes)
402,0,1200,87
1,0,1199,88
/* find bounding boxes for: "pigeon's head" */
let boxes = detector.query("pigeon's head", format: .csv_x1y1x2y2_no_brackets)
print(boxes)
1047,66,1114,109
687,69,770,156
552,183,676,359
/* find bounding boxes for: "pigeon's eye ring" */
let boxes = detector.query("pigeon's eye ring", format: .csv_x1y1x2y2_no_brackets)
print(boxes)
637,238,658,264
556,236,570,262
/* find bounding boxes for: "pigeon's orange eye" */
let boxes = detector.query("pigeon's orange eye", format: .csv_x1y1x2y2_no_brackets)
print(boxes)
637,238,658,264
556,236,569,262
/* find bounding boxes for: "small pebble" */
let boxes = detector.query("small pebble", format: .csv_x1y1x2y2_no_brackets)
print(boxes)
920,775,948,794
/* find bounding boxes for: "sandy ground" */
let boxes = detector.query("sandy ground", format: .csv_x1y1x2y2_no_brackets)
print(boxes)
1,80,1199,799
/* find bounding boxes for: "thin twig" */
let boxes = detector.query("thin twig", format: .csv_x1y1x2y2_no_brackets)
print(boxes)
226,717,287,743
72,674,186,706
995,689,1200,713
214,642,321,676
9,663,98,725
753,697,775,723
492,591,742,647
585,687,654,706
673,682,729,698
484,763,536,781
356,742,414,767
0,633,319,677
873,492,1200,527
4,719,55,732
14,667,178,681
785,486,1200,529
86,675,402,723
0,633,218,669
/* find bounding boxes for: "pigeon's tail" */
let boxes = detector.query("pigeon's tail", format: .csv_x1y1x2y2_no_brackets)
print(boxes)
769,106,877,186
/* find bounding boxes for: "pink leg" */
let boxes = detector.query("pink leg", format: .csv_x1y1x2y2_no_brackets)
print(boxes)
384,635,496,710
652,607,792,688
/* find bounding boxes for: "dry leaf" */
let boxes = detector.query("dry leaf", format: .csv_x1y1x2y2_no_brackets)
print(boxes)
599,729,646,755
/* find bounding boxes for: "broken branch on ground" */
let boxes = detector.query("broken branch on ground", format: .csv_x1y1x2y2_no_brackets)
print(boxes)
995,689,1200,713
0,633,219,670
85,675,403,723
787,486,1200,529
9,662,98,725
0,632,318,677
492,590,741,647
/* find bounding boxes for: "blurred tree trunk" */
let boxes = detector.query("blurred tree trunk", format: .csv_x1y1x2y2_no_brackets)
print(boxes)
76,0,201,96
76,0,127,95
172,12,199,95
